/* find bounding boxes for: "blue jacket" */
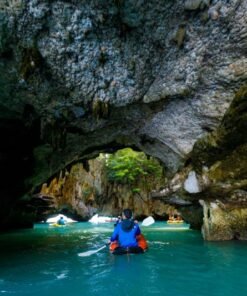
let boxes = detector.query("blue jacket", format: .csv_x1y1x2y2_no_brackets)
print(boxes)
110,219,141,248
57,218,66,225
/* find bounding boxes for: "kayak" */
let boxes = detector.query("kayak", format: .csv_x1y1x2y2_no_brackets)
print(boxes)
110,234,148,255
89,214,118,224
46,214,77,223
167,220,184,224
49,223,66,227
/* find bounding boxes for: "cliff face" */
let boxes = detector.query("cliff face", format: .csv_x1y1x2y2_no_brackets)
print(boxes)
151,85,247,240
0,0,246,237
192,85,247,240
38,158,178,223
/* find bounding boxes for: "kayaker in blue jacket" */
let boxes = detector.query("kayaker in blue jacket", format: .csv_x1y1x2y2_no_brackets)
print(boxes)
110,209,142,252
57,216,66,225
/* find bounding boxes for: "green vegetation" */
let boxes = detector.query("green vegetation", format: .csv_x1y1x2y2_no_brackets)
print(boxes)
105,148,164,186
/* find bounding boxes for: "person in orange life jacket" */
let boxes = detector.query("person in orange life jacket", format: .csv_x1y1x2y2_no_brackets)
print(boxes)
110,209,142,249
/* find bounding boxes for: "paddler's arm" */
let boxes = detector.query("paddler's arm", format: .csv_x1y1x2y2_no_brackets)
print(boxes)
135,224,141,236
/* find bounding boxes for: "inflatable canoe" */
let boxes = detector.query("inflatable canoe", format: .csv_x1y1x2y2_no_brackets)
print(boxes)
110,234,148,255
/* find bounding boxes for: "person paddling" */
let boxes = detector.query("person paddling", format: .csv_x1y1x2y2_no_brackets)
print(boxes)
109,209,145,254
57,216,66,225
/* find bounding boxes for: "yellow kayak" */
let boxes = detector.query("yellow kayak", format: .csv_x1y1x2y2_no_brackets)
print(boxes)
49,223,66,227
167,220,184,224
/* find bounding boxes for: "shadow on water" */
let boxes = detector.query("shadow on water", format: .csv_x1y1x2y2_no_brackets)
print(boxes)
0,222,247,296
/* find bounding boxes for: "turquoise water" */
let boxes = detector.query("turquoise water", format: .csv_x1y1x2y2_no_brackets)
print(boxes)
0,222,246,296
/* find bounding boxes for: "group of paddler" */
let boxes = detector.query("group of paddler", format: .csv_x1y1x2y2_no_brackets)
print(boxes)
167,213,184,224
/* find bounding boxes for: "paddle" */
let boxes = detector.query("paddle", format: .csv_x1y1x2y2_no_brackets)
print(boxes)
78,243,109,257
141,216,155,226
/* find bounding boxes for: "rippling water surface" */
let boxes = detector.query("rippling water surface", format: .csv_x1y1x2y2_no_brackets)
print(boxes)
0,222,246,296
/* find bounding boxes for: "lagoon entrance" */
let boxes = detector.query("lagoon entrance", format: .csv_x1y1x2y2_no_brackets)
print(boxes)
0,222,246,296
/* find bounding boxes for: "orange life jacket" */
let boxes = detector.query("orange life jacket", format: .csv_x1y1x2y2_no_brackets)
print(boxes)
110,233,148,251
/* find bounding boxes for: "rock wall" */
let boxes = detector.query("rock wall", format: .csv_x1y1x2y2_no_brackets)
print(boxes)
151,85,247,239
40,162,102,220
39,158,176,221
200,200,247,240
1,0,247,180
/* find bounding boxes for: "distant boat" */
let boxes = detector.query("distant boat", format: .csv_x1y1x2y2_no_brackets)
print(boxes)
167,219,184,224
89,214,118,224
46,214,77,224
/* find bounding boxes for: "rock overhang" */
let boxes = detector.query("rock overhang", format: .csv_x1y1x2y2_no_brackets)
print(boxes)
0,0,247,233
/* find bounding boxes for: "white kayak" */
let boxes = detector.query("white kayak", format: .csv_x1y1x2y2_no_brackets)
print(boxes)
142,216,155,226
89,214,118,224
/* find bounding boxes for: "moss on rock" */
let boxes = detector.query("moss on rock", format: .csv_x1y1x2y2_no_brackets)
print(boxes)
20,47,43,80
201,200,247,241
220,85,247,148
208,144,247,182
174,25,186,48
92,99,109,119
192,84,247,171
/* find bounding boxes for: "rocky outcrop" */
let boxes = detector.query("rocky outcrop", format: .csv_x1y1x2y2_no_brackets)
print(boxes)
200,200,247,240
0,1,247,235
38,157,175,221
39,160,105,220
151,85,247,239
